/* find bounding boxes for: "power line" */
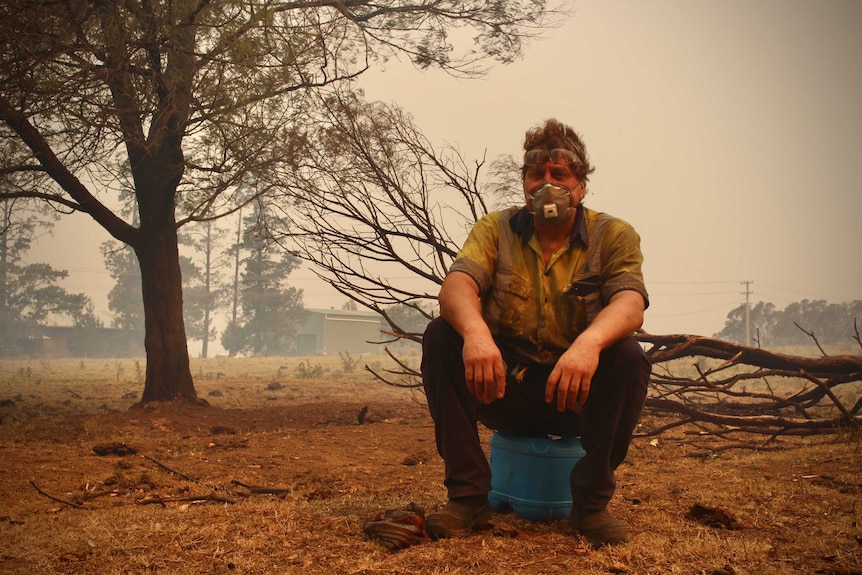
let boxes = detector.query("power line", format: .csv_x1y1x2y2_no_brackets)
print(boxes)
648,299,741,318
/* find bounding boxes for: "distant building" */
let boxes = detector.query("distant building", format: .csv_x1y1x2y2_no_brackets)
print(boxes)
296,308,383,355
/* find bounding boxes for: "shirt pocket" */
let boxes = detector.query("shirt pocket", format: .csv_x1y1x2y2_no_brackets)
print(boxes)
561,273,603,338
486,271,532,335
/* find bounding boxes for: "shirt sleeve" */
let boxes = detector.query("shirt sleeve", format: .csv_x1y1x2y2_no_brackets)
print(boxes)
599,218,650,309
446,211,502,295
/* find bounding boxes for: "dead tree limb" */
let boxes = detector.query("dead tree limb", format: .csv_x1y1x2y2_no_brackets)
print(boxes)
364,346,423,388
854,319,861,350
644,398,860,433
143,455,199,483
799,369,856,423
637,333,862,376
637,333,862,441
29,480,89,510
138,492,236,505
794,322,827,356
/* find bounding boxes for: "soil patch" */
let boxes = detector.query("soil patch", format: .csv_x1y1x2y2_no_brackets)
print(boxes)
1,369,860,574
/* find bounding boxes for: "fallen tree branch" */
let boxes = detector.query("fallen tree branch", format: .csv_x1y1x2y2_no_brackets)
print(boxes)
799,369,859,430
364,346,423,389
29,480,88,510
143,454,199,482
637,333,862,376
633,332,862,441
645,398,861,432
854,318,861,351
138,492,236,506
793,322,827,357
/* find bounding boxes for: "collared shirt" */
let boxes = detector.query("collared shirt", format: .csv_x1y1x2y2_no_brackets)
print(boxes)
448,205,648,365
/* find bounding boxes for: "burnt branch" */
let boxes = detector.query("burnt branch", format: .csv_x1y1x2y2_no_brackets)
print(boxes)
637,332,862,443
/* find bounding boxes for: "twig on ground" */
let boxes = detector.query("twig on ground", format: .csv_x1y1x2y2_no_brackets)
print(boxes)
138,492,236,505
29,480,88,510
143,454,198,482
82,488,123,501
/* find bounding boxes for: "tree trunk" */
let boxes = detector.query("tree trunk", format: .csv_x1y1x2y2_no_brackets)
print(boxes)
134,221,199,404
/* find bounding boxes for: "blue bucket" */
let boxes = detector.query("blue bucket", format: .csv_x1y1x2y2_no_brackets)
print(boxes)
488,432,585,522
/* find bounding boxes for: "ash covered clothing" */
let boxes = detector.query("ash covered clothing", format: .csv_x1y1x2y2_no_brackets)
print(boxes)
422,318,650,511
448,205,648,366
423,203,651,511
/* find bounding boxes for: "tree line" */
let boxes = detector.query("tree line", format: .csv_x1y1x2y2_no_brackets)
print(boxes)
2,195,434,358
713,300,862,347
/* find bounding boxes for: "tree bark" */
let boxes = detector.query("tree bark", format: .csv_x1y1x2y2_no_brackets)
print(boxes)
134,222,198,404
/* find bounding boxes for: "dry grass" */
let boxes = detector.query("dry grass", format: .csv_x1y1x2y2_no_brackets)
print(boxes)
0,354,860,574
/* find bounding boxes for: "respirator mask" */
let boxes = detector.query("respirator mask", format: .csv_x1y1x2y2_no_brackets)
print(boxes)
528,182,574,224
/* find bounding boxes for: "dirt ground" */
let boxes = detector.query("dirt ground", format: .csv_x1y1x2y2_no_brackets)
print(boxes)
0,359,860,575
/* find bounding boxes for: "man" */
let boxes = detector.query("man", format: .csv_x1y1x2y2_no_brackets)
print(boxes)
421,118,651,547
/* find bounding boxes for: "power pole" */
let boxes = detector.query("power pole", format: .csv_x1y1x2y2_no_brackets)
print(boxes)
740,280,753,346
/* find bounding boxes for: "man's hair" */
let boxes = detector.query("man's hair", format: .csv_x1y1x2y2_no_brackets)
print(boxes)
521,118,596,184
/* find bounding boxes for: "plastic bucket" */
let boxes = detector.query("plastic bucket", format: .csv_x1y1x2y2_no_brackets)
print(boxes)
488,432,585,522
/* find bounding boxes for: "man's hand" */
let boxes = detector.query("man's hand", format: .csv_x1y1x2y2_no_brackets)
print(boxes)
462,331,507,404
545,338,600,412
545,290,645,412
438,271,507,404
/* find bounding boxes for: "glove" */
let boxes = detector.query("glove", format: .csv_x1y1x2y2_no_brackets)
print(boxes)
362,505,430,551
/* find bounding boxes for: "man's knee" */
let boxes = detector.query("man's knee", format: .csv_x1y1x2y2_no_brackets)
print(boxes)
605,337,649,371
597,337,651,396
421,317,464,382
423,316,455,349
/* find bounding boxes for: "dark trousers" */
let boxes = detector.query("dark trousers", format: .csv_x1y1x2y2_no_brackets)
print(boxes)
421,317,650,512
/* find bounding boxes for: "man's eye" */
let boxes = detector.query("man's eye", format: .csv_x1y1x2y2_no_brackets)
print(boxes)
526,169,545,179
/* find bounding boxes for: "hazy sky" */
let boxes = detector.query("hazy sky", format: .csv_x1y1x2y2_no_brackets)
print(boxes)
29,0,862,340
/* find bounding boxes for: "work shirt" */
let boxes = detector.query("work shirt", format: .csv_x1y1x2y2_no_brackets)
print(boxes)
448,205,648,365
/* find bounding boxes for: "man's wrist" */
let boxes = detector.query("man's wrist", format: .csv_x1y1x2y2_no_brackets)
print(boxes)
572,330,604,354
462,323,492,341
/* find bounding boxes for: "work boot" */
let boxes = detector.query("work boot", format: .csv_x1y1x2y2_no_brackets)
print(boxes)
426,496,492,539
568,507,630,547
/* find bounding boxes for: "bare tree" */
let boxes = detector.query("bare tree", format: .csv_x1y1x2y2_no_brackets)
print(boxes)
0,0,564,404
266,90,518,340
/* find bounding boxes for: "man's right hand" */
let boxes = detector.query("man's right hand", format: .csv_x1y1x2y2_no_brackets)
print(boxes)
438,271,506,404
462,331,507,404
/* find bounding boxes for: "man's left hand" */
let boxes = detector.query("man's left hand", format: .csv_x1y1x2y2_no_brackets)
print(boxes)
545,290,645,412
544,340,600,412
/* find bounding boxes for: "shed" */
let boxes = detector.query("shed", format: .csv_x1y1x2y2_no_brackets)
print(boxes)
296,308,383,355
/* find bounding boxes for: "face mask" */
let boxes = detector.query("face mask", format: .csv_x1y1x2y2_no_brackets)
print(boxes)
528,182,574,223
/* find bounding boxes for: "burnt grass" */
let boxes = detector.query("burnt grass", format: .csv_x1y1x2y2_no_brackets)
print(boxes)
0,357,860,574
